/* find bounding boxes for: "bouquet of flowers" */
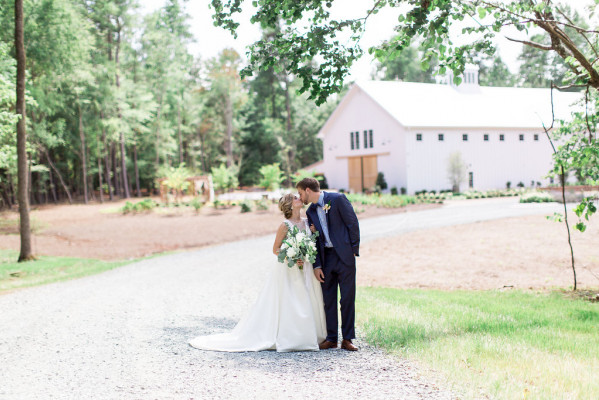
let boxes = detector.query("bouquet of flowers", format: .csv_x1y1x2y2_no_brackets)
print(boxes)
277,225,319,269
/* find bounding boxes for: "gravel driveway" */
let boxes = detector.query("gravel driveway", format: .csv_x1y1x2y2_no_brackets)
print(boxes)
0,198,563,399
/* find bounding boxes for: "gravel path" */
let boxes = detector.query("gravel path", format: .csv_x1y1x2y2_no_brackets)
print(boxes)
0,198,563,399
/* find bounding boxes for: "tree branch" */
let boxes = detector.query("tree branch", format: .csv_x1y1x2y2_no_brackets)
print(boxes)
505,36,553,51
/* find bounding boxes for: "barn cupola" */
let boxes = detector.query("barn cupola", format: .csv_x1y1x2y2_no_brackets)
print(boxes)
443,64,481,93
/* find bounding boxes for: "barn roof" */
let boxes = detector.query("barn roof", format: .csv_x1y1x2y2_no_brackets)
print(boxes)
333,80,582,130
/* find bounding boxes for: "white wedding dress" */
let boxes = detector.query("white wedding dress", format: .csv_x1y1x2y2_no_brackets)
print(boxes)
189,218,327,352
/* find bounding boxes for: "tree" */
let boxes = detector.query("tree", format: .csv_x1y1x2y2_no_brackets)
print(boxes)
14,0,33,261
478,55,516,87
447,152,468,193
373,41,436,83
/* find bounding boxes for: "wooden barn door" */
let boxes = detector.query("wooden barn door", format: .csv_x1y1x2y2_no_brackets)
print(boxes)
362,155,378,190
347,155,378,192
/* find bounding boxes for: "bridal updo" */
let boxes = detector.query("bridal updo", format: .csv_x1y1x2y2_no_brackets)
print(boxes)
278,193,294,219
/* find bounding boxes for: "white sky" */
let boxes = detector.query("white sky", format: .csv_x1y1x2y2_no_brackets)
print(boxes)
140,0,593,81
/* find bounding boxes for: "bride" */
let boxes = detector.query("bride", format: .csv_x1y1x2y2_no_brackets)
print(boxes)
189,193,327,352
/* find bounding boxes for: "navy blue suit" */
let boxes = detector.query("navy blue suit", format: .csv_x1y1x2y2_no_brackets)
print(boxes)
306,192,360,341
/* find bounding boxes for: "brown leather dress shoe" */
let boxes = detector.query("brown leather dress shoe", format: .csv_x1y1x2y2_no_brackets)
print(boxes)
341,339,358,351
318,340,338,350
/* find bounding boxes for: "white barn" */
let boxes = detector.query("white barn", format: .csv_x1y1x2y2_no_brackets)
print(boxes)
316,69,581,194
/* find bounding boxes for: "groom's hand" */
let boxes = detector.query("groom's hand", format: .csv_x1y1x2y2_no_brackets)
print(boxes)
309,224,316,233
314,268,324,283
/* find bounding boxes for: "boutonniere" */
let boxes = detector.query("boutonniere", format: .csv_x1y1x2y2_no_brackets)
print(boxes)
323,201,331,214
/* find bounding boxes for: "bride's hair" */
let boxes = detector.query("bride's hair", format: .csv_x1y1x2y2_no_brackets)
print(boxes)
278,193,294,219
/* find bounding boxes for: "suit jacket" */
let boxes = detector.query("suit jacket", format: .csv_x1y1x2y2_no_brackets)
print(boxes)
306,192,360,269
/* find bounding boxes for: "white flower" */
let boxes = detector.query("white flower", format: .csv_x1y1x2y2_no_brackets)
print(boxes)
296,232,306,241
287,248,297,258
281,243,289,249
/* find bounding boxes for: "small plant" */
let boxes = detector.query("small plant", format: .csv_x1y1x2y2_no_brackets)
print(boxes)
400,187,407,195
375,172,388,191
517,182,525,188
213,199,221,209
520,192,556,203
506,181,512,189
390,186,398,195
240,201,252,213
189,197,203,213
121,199,157,214
255,199,269,211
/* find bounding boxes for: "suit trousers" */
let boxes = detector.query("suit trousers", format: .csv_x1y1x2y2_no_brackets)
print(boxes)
321,247,356,341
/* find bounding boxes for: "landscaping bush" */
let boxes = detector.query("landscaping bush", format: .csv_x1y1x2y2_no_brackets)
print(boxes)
189,197,203,213
390,186,398,195
240,201,252,213
259,163,284,191
121,199,157,214
211,164,239,192
255,199,269,211
375,172,388,191
519,191,556,203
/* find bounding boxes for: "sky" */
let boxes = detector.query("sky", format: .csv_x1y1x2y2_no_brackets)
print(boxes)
140,0,593,82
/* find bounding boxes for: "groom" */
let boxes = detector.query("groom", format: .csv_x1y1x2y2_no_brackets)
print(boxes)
297,178,360,352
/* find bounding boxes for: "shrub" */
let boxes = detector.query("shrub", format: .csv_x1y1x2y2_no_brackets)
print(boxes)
211,164,239,192
375,172,388,190
189,197,203,213
121,199,157,214
259,163,284,191
519,192,555,203
390,186,398,195
240,201,252,213
255,199,269,211
319,174,329,189
158,163,192,203
400,187,407,195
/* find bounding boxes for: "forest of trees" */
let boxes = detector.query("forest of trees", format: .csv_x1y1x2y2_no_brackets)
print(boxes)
0,0,335,210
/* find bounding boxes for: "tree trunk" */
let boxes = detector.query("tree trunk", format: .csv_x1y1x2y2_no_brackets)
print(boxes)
225,94,233,167
155,93,163,170
177,102,183,165
100,114,114,200
119,132,130,198
78,102,88,203
44,149,72,204
198,127,207,173
111,143,120,197
133,143,141,197
98,153,104,203
15,0,33,261
48,163,57,203
115,23,130,198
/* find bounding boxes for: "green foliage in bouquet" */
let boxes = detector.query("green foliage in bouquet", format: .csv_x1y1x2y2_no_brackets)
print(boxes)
277,225,319,269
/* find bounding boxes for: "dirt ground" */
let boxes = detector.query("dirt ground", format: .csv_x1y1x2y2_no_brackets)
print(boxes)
0,198,437,260
1,198,597,290
359,215,599,290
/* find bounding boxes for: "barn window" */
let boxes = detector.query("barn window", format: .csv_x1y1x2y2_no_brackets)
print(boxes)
438,133,444,141
355,131,360,149
484,134,489,141
369,130,373,148
350,132,354,150
534,134,539,141
499,134,505,141
519,134,524,141
469,172,474,188
463,134,468,141
364,130,368,148
416,133,422,141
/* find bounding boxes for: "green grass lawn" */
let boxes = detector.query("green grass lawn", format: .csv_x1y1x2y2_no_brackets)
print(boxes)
357,288,599,400
0,249,133,294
